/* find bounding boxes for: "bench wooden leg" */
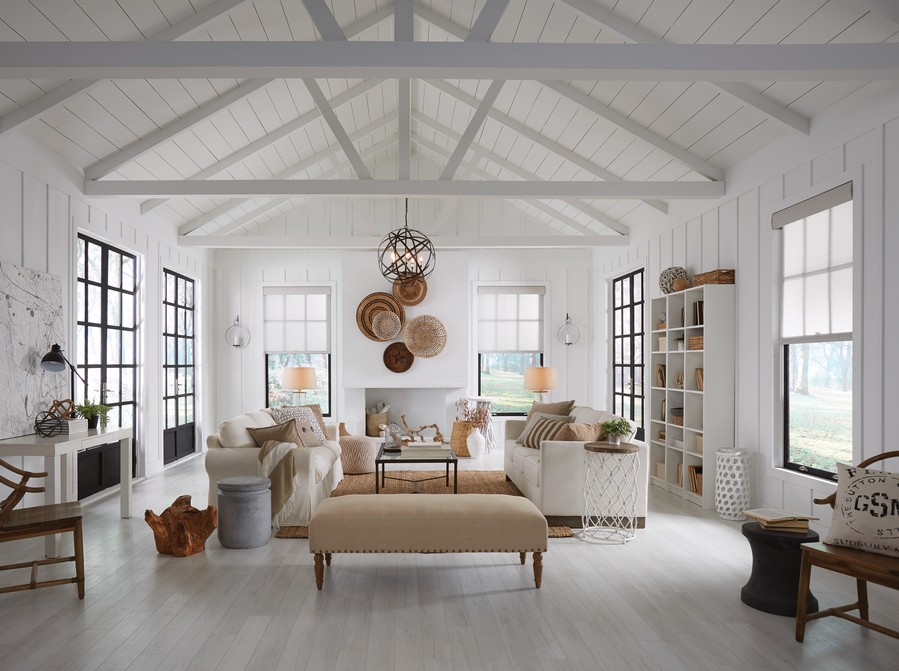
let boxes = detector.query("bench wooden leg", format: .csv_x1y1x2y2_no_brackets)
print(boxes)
325,552,332,566
795,550,813,641
314,552,324,590
519,552,526,565
533,551,543,589
74,519,85,599
857,578,869,621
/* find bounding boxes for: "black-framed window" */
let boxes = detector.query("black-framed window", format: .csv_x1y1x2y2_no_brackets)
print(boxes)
477,286,545,415
611,268,644,439
162,269,196,464
777,183,853,479
263,286,331,413
74,234,137,430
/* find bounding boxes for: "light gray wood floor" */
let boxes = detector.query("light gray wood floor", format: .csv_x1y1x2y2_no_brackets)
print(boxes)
1,452,897,670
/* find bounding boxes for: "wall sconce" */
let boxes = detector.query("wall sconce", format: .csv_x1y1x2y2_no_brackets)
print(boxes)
524,366,557,403
283,367,318,405
558,313,580,346
225,316,249,348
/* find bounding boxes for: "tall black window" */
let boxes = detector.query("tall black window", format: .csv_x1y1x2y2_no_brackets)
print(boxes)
612,269,645,439
162,270,196,464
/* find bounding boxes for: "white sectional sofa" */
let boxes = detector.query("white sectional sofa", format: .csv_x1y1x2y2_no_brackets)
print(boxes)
503,405,649,525
205,409,344,526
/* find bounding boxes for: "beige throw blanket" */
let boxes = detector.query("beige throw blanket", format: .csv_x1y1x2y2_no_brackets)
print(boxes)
258,440,300,529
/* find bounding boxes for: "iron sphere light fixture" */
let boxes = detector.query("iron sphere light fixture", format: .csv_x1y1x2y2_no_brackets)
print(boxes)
378,198,436,286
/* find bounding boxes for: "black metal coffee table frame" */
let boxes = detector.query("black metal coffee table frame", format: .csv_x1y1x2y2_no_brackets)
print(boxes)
375,445,458,493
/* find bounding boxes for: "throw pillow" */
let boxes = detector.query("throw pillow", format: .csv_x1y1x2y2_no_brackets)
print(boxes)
518,412,573,445
295,421,324,447
555,422,602,441
271,406,327,444
247,420,302,448
273,404,327,435
528,399,575,418
523,417,567,448
823,462,899,558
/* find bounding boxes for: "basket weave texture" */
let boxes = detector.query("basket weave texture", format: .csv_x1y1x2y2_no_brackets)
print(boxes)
450,421,472,457
688,336,704,350
694,269,735,286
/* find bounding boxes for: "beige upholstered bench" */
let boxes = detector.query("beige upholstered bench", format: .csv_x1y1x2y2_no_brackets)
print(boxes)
308,494,548,589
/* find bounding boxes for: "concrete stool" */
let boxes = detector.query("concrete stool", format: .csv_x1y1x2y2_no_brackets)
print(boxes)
340,435,378,474
217,476,271,549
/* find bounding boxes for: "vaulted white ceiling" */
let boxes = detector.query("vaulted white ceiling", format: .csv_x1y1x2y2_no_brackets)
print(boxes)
1,0,897,248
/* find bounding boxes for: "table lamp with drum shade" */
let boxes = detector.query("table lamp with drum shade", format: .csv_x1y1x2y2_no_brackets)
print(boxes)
524,366,557,403
283,367,318,405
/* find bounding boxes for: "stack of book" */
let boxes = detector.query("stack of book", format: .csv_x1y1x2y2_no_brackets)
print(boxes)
400,442,452,458
62,418,88,434
743,509,818,532
688,465,703,495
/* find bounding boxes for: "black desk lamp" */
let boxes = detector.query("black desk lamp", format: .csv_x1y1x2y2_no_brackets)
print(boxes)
40,344,86,387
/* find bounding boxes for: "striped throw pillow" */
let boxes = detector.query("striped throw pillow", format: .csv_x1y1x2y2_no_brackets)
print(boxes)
523,417,566,448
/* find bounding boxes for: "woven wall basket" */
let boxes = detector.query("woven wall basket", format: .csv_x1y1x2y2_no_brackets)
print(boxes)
392,277,427,306
403,314,447,358
372,311,402,340
356,292,405,342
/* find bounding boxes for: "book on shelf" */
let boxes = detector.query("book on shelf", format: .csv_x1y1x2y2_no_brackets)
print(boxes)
676,463,683,486
688,465,703,495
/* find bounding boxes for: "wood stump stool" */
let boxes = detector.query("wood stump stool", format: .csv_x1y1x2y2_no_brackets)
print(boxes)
145,495,217,557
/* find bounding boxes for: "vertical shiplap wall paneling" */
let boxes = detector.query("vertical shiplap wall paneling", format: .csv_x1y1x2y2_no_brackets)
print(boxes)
848,128,885,464
884,119,899,471
22,176,48,272
717,200,738,269
0,163,23,266
735,191,760,478
240,268,266,414
702,208,720,270
215,268,244,423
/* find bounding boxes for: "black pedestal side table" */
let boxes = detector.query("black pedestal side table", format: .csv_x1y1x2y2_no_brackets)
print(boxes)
741,522,820,617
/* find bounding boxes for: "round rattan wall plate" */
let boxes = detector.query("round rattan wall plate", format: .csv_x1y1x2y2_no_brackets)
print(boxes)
372,311,402,340
383,342,414,373
403,314,447,358
356,292,405,342
392,276,428,306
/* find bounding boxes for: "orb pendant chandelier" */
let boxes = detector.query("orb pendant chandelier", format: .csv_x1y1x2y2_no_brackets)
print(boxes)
378,198,436,286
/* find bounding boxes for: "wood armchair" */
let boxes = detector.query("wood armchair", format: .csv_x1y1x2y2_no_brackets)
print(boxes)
0,459,85,598
795,450,899,641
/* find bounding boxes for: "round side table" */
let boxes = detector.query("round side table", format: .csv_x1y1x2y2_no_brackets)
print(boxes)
217,476,271,549
581,441,640,543
741,522,820,616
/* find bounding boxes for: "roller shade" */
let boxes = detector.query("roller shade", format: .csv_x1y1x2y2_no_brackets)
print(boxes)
263,286,331,352
477,286,545,352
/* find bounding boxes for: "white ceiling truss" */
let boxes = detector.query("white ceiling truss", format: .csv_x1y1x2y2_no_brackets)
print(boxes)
0,0,897,249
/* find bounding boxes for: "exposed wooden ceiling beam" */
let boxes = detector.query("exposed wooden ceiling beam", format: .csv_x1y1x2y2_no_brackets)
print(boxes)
303,78,372,179
557,0,810,134
853,0,899,25
301,0,347,40
178,234,629,248
413,113,627,234
141,79,383,213
465,0,510,42
178,113,396,234
396,0,413,180
395,0,414,41
86,79,271,180
439,80,504,180
3,42,897,81
0,0,251,137
87,178,725,199
344,4,395,36
425,78,669,214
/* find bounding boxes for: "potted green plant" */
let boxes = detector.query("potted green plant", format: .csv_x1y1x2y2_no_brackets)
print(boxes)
75,399,111,430
601,418,632,445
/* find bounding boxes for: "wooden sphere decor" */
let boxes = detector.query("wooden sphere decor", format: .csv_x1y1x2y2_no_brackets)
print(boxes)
673,277,692,291
659,266,689,294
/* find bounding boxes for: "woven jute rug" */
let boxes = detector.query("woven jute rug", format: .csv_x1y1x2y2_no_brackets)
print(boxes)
274,470,574,539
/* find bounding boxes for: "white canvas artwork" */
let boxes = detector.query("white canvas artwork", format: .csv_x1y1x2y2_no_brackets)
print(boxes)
0,262,66,440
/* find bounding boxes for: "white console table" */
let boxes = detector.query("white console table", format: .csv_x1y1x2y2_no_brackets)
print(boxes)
0,426,132,556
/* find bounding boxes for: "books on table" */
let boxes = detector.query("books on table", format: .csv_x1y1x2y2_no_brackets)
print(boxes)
399,442,452,458
743,508,819,532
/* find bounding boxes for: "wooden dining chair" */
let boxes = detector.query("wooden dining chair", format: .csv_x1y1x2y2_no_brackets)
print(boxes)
0,458,85,598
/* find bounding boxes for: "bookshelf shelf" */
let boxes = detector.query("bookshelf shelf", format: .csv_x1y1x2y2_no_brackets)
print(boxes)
648,284,735,509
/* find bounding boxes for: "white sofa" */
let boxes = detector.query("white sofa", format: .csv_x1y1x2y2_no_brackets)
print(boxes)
503,406,649,525
205,409,344,526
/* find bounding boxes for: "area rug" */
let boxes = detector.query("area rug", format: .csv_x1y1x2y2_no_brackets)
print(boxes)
274,470,574,538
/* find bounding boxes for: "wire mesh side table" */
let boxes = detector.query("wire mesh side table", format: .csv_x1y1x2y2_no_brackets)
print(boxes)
581,442,640,543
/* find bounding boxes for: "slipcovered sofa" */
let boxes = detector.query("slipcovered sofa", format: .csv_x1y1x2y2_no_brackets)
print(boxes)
205,409,344,526
504,405,649,525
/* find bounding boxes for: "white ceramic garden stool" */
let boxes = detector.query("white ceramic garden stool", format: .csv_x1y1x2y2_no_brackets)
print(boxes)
715,448,751,520
217,476,272,549
581,442,640,544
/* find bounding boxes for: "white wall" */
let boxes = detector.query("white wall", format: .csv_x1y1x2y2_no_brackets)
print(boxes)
0,132,214,485
598,82,899,530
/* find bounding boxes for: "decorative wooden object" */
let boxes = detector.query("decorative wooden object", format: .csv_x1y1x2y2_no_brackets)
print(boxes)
145,495,217,557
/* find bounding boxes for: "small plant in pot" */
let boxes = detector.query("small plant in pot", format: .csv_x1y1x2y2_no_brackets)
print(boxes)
75,399,111,430
601,418,632,445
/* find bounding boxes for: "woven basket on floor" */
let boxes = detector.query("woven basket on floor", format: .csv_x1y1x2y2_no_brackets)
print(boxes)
450,420,472,457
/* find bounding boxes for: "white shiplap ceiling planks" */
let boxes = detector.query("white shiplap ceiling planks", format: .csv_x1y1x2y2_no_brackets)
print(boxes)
0,0,897,247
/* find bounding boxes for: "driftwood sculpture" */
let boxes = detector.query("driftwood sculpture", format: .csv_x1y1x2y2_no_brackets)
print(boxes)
400,415,444,443
145,495,217,557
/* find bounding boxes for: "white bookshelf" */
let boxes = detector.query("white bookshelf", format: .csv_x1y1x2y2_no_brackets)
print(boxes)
648,284,735,508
